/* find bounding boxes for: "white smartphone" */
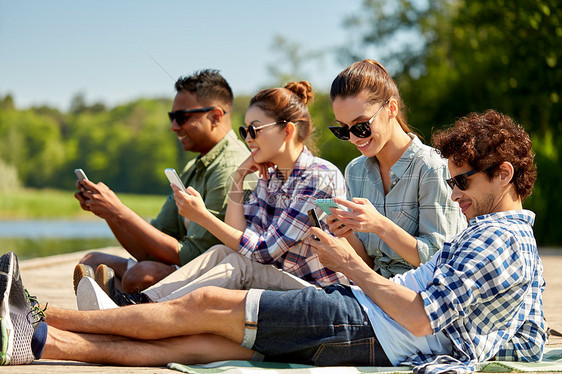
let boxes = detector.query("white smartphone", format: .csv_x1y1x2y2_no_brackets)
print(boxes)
164,168,187,193
74,168,88,181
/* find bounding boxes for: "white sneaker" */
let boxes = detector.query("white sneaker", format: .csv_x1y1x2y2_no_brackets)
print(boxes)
76,277,118,311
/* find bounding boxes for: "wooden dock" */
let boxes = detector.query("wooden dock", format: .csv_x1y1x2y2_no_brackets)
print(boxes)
2,247,561,373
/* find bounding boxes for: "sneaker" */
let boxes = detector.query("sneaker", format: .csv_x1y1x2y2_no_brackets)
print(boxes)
111,288,149,306
0,252,45,365
76,277,118,311
93,264,147,306
94,264,115,298
73,264,94,295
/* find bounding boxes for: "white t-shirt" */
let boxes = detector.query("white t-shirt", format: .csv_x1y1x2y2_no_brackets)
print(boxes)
350,253,452,366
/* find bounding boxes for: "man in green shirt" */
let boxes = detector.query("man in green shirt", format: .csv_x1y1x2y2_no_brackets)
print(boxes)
74,69,251,293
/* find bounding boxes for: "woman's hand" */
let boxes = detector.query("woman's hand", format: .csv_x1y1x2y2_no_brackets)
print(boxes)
329,197,386,235
172,185,209,222
234,155,275,182
326,214,354,238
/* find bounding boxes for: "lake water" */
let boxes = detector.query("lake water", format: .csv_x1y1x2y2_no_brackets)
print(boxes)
0,220,119,260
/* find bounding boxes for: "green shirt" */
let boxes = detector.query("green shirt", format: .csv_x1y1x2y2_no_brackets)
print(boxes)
151,130,252,265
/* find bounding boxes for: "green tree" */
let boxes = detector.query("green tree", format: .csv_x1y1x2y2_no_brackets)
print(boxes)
266,35,325,86
0,107,66,187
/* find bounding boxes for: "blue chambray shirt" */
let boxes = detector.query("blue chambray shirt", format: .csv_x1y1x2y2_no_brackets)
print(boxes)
345,135,466,277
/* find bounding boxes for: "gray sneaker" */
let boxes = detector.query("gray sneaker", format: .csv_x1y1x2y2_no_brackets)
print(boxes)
73,264,94,295
1,252,45,365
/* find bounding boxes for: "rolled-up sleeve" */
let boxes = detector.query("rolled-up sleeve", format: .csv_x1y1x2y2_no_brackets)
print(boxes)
415,165,466,263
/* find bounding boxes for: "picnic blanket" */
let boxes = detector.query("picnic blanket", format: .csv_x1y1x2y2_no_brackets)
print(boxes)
168,347,562,373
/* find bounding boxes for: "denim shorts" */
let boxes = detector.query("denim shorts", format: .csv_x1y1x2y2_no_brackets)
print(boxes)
242,284,391,366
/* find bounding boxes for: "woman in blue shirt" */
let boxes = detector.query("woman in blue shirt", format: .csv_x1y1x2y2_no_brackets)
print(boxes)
325,59,465,277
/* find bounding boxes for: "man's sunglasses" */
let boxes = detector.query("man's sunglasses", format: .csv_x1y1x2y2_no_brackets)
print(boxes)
239,121,287,139
168,107,221,126
329,100,389,141
446,165,497,191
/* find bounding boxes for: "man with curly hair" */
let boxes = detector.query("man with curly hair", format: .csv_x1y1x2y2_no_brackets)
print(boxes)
1,110,545,373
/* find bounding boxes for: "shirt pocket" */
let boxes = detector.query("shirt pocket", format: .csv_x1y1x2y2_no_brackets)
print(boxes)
387,206,419,236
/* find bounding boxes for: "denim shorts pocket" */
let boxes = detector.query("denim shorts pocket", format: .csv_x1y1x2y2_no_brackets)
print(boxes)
312,337,376,366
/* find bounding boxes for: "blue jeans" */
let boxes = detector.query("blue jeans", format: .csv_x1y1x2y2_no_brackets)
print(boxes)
242,284,391,366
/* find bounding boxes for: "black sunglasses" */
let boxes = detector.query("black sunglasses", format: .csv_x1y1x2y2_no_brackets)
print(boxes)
239,121,287,139
329,100,389,141
168,107,217,126
446,165,497,191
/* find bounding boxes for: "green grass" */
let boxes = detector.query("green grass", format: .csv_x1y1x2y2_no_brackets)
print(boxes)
0,188,167,220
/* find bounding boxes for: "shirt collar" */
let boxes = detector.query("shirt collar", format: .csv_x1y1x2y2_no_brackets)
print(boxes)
468,209,536,227
268,146,313,192
388,134,423,179
196,130,238,168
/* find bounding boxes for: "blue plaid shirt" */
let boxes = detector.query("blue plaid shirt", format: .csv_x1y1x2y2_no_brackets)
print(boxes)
238,147,348,287
414,210,546,373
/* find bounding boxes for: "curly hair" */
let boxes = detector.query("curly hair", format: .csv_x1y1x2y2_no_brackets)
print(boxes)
432,110,537,201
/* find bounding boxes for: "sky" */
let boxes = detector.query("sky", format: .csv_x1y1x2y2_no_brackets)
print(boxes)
0,1,364,111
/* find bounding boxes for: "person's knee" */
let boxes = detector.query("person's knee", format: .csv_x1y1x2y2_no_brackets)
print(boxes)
79,252,106,268
207,244,233,258
122,261,175,293
173,286,245,313
79,252,128,278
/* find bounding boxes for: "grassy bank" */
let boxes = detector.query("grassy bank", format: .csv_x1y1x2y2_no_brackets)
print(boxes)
0,188,167,219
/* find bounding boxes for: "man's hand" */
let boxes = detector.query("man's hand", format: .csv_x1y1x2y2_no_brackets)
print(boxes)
305,228,364,276
74,180,91,211
74,180,125,220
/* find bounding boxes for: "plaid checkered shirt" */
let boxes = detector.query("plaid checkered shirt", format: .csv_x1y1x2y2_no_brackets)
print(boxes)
238,147,348,287
414,210,547,374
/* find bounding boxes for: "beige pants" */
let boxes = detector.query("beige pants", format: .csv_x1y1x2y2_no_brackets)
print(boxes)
143,245,315,302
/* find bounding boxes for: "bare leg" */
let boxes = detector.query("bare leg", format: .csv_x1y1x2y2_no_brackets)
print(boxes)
46,286,248,343
121,261,176,293
43,326,253,365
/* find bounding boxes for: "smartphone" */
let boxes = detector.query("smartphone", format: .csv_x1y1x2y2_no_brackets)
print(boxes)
164,168,187,193
315,198,342,215
74,168,88,181
307,208,321,241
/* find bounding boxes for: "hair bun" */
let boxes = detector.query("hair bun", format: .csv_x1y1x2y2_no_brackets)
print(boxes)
285,81,314,105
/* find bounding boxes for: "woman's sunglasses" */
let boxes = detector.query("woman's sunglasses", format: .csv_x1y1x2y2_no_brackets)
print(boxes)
168,107,220,126
329,100,389,141
446,165,497,191
239,121,287,139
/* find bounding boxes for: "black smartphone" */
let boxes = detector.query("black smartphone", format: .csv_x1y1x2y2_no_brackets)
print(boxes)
307,208,321,241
